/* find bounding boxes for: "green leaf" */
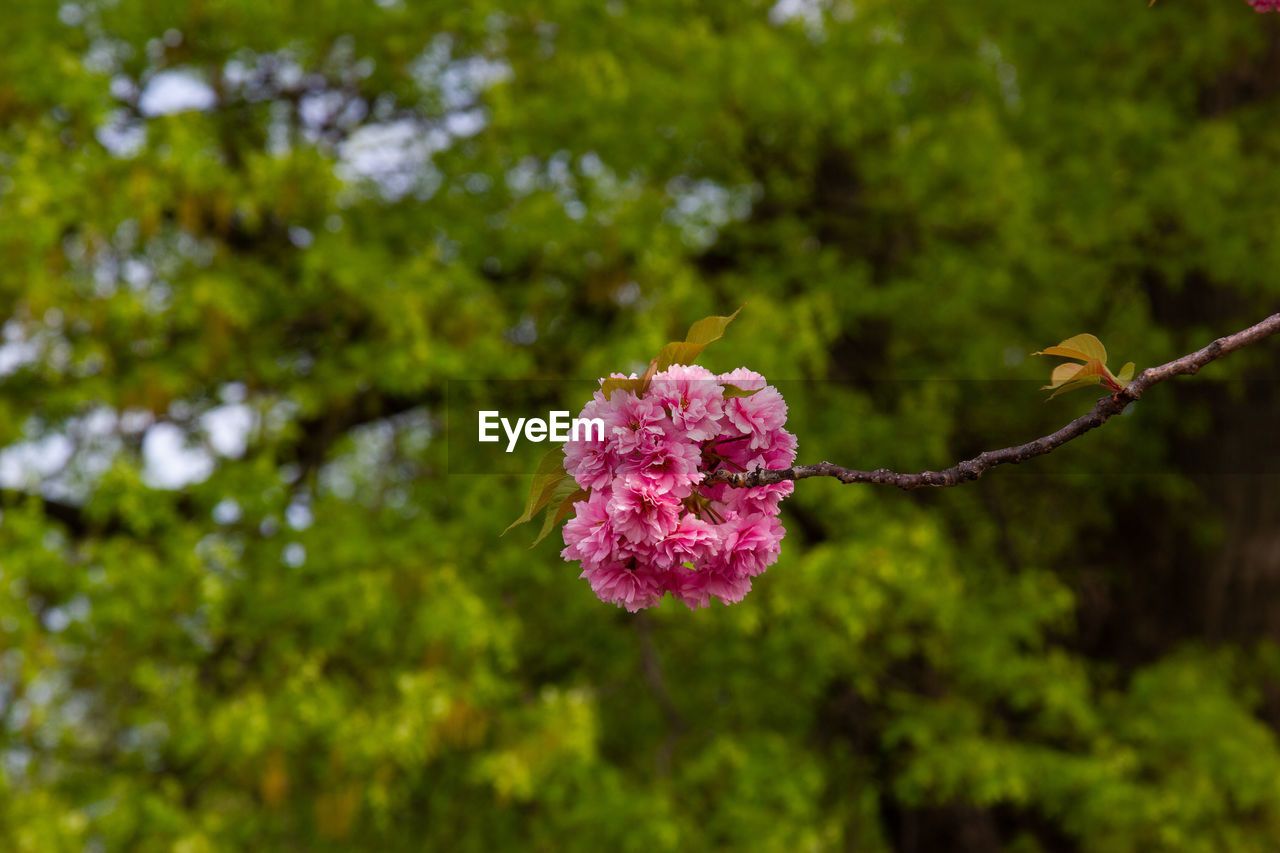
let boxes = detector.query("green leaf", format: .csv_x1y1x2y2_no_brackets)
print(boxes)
655,341,706,371
684,305,743,347
503,448,571,535
721,383,761,399
530,482,587,548
653,306,746,371
1115,361,1135,384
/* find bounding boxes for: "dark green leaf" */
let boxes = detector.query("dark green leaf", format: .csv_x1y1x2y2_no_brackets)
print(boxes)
530,482,587,548
503,448,571,535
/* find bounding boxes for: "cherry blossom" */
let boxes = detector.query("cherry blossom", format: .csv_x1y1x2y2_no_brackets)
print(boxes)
560,365,794,611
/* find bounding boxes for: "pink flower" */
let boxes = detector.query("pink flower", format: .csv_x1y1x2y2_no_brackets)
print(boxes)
650,364,725,441
667,567,712,609
715,512,785,579
608,475,681,544
667,566,754,609
721,369,788,451
564,390,614,490
655,514,719,570
723,481,793,517
560,491,618,569
760,428,797,468
558,362,796,611
704,428,795,498
580,561,667,612
1248,0,1278,11
627,436,703,496
703,571,752,605
719,366,767,392
608,395,671,460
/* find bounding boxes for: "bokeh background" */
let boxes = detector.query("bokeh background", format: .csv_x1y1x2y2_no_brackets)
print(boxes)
2,1,1280,850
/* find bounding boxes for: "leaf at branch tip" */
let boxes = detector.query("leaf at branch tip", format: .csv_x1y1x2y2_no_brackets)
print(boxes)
1034,332,1134,400
721,383,762,399
503,448,571,535
653,305,747,372
684,305,744,347
1033,333,1108,364
530,481,586,548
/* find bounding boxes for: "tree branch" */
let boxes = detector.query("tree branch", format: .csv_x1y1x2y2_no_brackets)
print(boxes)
707,312,1280,491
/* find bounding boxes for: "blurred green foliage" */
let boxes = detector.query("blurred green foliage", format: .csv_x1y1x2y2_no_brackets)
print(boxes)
2,1,1279,850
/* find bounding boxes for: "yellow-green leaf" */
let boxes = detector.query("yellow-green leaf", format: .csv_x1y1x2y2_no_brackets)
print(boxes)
684,305,743,347
1042,358,1103,389
1115,361,1135,384
1043,362,1085,390
1034,344,1090,362
600,376,645,400
1071,357,1107,380
655,342,704,371
1034,333,1108,364
653,306,746,372
1042,358,1107,399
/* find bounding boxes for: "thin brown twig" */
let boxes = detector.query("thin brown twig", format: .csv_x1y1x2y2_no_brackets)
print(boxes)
707,313,1280,491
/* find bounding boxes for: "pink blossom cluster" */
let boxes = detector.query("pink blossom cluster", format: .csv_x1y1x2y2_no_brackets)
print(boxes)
561,364,795,611
1248,0,1278,10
